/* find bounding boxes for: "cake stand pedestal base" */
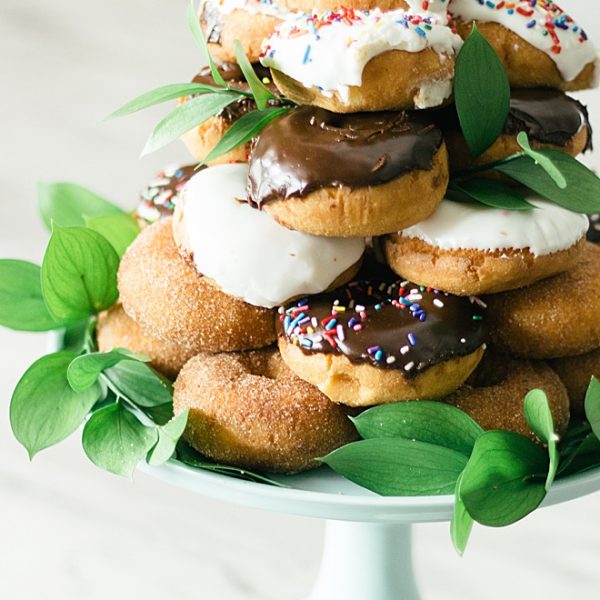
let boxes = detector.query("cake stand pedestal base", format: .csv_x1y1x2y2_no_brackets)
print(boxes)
306,521,420,600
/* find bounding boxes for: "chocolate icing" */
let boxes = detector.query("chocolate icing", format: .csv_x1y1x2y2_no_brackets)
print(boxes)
248,107,444,206
192,63,279,123
277,271,486,379
588,214,600,243
136,165,197,223
437,88,591,150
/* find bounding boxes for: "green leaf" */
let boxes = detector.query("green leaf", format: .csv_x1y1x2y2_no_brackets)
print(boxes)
38,182,124,230
451,472,474,556
524,389,559,491
84,213,141,257
558,433,600,478
82,403,158,478
56,320,91,352
175,441,288,487
142,92,242,155
494,150,600,213
108,83,226,119
0,260,60,331
202,106,289,164
68,349,150,392
516,132,567,189
41,226,120,323
187,0,226,86
104,360,173,408
449,179,535,211
142,402,175,426
454,24,511,158
320,438,468,496
460,431,548,527
10,352,101,458
233,39,277,110
352,401,483,458
147,409,190,466
585,377,600,440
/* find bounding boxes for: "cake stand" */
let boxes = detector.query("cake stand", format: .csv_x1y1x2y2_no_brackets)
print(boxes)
140,460,600,600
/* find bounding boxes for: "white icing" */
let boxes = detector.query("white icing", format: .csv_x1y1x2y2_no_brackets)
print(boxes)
406,0,450,17
180,164,366,308
449,0,597,82
414,79,454,109
400,197,588,256
206,0,290,19
260,8,463,107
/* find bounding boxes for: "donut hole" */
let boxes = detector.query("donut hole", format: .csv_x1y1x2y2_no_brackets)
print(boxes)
465,352,510,388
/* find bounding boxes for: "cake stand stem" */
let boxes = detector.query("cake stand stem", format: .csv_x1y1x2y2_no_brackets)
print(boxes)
305,520,421,600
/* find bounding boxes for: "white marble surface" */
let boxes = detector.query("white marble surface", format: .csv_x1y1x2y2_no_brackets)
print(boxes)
1,1,600,598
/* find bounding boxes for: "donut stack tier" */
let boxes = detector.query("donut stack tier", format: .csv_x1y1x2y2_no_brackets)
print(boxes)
103,0,599,472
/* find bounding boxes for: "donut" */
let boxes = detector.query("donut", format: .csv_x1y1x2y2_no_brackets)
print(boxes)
97,304,196,380
588,214,600,243
439,89,592,173
173,349,358,473
173,163,365,308
247,107,449,237
135,165,196,226
118,218,276,353
277,272,487,406
484,242,600,359
201,0,290,63
449,0,597,91
260,8,463,112
444,353,570,441
279,0,449,15
384,197,589,296
180,62,281,164
550,348,600,417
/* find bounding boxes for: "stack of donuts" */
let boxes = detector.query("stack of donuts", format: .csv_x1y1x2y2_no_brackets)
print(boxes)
101,0,600,474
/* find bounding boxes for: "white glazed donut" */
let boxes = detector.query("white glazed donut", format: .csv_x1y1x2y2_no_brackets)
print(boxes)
173,163,366,308
384,197,589,295
260,8,463,111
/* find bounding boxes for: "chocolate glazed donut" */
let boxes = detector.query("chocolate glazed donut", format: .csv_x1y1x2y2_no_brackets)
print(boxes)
247,106,449,237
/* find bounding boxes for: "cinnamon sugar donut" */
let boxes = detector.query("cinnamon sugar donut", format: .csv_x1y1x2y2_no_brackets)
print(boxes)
180,63,281,164
277,272,487,407
248,107,448,237
261,8,462,112
384,197,589,295
439,89,592,173
444,353,570,441
118,218,275,353
450,1,597,91
97,304,195,380
485,242,600,359
173,349,358,473
201,0,289,63
550,348,600,417
173,163,366,307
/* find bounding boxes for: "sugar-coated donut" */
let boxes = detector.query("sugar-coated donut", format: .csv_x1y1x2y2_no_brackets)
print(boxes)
444,353,570,441
485,242,600,359
135,165,196,226
439,89,592,173
261,8,463,112
550,348,600,417
277,272,487,406
201,0,290,63
450,1,597,91
173,163,365,308
248,107,449,237
97,304,196,380
118,218,276,353
173,349,358,473
384,197,589,295
180,62,281,164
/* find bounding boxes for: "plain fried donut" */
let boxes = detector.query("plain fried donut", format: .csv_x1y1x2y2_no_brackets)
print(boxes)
97,304,196,380
444,354,570,441
173,349,358,473
118,218,275,353
485,242,600,359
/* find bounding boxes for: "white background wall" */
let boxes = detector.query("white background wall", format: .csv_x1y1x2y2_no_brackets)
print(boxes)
1,1,600,598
